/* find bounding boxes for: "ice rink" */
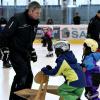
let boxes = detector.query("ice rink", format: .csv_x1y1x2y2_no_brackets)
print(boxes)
0,44,100,100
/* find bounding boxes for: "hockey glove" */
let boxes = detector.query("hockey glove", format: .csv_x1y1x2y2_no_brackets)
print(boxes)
45,65,52,70
31,48,37,62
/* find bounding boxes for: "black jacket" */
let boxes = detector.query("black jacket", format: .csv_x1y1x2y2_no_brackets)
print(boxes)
0,10,39,54
87,15,100,41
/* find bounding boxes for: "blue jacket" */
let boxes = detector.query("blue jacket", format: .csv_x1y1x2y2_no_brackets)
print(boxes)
82,52,100,86
83,52,100,71
42,51,86,88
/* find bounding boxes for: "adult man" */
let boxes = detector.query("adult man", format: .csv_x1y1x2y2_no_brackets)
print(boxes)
87,10,100,51
0,1,41,100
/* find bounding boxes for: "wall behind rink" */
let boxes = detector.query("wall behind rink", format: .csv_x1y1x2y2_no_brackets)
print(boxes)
34,25,88,44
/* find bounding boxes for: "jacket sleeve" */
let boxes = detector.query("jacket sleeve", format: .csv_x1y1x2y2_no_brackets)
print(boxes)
0,16,18,48
41,60,62,76
92,53,100,62
83,56,94,70
87,18,95,38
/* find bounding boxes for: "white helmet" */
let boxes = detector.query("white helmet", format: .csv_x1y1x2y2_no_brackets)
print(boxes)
54,41,70,51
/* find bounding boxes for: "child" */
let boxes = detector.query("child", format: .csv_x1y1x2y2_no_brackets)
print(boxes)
81,39,100,100
41,41,86,100
43,27,53,57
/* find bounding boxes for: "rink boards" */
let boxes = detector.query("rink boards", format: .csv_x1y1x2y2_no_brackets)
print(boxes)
34,24,88,44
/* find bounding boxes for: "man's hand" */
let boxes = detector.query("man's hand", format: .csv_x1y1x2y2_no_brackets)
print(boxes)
31,48,37,62
83,67,87,72
80,63,87,72
0,47,10,60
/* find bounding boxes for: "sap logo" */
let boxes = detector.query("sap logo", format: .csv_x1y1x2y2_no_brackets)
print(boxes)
71,30,87,38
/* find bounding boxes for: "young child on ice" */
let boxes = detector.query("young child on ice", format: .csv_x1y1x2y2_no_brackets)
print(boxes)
43,27,53,57
41,41,86,100
81,39,100,100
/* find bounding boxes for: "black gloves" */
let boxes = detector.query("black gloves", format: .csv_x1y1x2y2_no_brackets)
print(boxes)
31,48,37,62
0,47,9,60
41,65,52,73
41,65,52,75
45,65,52,70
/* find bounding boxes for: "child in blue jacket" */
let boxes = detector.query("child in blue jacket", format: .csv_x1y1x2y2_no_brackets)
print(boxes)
41,41,86,100
81,39,100,100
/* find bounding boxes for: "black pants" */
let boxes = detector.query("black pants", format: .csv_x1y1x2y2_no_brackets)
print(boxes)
9,51,33,100
46,37,53,52
3,53,8,63
41,36,47,47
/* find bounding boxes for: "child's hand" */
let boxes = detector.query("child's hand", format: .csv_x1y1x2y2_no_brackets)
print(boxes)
83,67,87,72
41,65,52,71
41,65,52,75
46,65,52,70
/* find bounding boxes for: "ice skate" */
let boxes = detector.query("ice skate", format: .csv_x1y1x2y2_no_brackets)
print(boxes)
46,53,53,57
